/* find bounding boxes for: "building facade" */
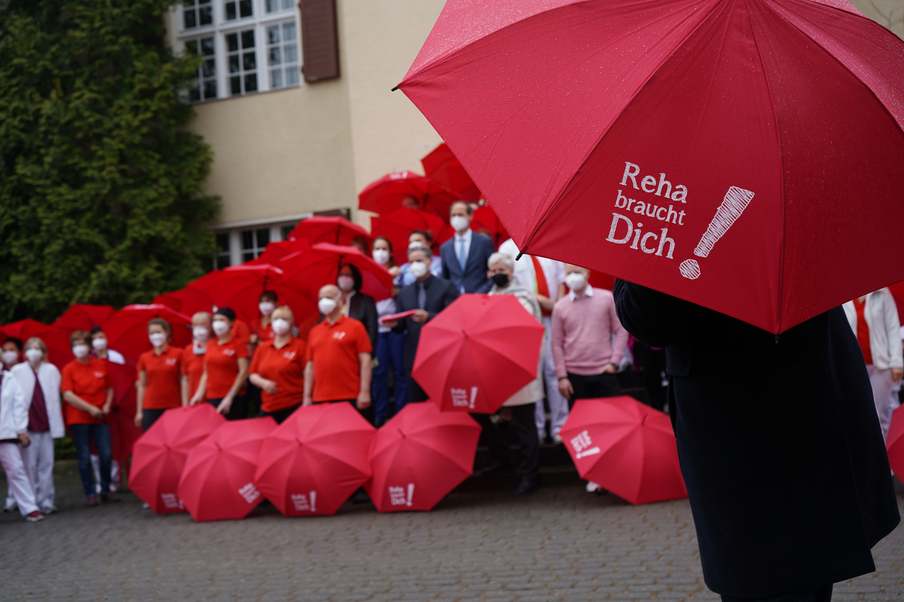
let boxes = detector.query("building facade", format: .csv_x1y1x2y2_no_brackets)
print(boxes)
165,0,903,268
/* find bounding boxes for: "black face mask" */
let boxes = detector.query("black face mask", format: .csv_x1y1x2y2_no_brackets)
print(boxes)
491,273,510,288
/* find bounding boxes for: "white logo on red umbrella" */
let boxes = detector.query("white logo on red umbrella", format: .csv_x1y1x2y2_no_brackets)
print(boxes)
94,372,104,379
291,491,317,512
160,493,183,509
450,386,478,409
570,430,600,460
388,484,415,507
238,482,260,504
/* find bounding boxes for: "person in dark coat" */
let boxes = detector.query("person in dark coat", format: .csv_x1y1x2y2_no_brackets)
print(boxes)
440,201,495,294
613,280,900,602
338,263,378,350
387,245,459,404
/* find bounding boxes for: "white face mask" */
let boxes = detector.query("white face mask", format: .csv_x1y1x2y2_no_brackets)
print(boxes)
2,350,18,365
259,301,275,316
193,326,209,341
149,332,167,348
72,345,90,359
272,318,291,336
409,260,429,279
91,337,107,352
25,348,43,364
318,297,338,316
565,272,588,291
212,320,230,336
372,249,390,265
450,215,470,232
337,275,355,292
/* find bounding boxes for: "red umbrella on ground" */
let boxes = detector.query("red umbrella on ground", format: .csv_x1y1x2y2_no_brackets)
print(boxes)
102,304,192,365
887,406,904,479
371,207,453,266
52,304,116,333
130,405,225,514
286,216,372,250
254,403,375,517
152,288,215,317
278,243,394,301
366,403,480,512
359,171,458,218
178,417,277,522
472,204,510,248
398,0,904,333
0,319,71,367
421,142,481,202
560,397,687,505
413,294,544,414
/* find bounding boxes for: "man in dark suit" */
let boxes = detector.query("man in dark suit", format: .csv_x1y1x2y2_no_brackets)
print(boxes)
614,280,900,602
440,201,495,294
387,245,459,404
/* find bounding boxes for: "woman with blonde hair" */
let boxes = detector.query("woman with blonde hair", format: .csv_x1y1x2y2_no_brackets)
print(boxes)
249,306,306,423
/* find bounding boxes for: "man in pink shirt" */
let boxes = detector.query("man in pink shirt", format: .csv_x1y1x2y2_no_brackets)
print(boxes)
552,264,629,404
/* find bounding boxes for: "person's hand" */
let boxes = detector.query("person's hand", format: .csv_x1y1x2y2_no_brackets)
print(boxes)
388,266,400,277
262,379,278,394
88,406,103,419
381,319,398,329
189,394,202,406
558,377,573,399
601,363,618,374
134,412,143,428
892,368,903,383
411,309,429,324
537,294,554,312
17,432,30,448
102,403,113,415
356,390,372,410
217,396,233,415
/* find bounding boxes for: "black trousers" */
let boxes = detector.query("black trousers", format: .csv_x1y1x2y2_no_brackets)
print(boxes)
263,403,301,424
141,408,166,432
567,372,620,406
476,403,539,481
722,585,832,602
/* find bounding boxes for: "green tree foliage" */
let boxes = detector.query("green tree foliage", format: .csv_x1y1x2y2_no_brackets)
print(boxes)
0,0,219,322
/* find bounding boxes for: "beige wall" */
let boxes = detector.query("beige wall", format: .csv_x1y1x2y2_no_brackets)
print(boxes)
854,0,904,39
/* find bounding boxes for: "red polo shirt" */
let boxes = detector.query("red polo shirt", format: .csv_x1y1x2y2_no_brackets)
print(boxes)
61,359,110,425
250,336,306,412
137,346,183,410
205,337,248,399
306,316,372,402
250,316,274,343
181,344,206,400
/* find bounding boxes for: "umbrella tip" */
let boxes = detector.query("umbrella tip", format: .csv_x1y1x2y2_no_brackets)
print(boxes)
390,85,399,92
515,252,523,261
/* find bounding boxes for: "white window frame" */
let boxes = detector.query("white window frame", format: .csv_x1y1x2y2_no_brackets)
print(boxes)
212,215,311,268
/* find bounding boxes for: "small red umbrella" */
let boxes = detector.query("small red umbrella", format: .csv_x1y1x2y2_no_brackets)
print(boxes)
152,288,215,317
254,403,375,517
286,216,373,250
0,319,71,367
178,417,277,522
130,405,225,514
471,204,510,248
421,142,481,202
103,304,192,365
52,304,116,333
560,397,687,505
366,403,480,512
279,243,394,301
413,294,544,414
359,171,457,217
371,207,453,265
887,405,904,479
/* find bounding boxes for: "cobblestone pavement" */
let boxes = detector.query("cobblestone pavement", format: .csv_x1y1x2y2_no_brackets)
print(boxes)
1,463,902,601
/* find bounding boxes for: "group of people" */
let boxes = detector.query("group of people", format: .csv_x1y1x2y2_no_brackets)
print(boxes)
1,199,902,528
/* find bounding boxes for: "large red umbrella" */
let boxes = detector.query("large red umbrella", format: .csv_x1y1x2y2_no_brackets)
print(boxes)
0,319,71,367
178,417,277,522
286,216,372,250
371,207,453,265
366,403,480,512
279,243,394,301
359,171,457,217
254,403,375,517
130,405,225,514
152,288,215,317
102,304,192,365
472,204,510,248
421,142,481,202
52,304,116,333
413,294,544,414
398,0,904,334
887,406,904,480
560,397,687,505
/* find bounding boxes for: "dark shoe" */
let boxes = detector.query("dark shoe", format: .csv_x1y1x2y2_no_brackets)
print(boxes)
25,510,45,523
100,493,120,504
513,478,539,496
85,495,99,507
474,460,505,478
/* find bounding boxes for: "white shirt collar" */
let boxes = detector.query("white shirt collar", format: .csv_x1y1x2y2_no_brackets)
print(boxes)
568,285,594,302
455,229,472,243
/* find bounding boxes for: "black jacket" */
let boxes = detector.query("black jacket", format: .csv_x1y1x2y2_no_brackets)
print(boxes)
394,274,459,377
614,280,899,597
347,292,378,350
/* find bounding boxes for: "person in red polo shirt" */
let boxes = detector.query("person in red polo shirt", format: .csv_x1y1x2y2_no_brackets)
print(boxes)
135,319,184,431
249,306,306,423
190,307,249,417
303,285,372,409
182,311,211,404
250,290,278,347
61,330,114,506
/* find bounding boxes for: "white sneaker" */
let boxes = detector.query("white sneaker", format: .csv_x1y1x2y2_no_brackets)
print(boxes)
552,432,563,444
585,481,601,493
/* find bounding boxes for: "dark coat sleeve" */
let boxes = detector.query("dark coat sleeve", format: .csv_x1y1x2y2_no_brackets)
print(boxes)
359,294,379,349
613,279,696,347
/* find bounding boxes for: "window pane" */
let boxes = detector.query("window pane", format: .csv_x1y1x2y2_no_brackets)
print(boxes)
204,80,217,99
284,44,297,63
243,52,256,71
244,74,258,92
267,25,280,45
283,22,295,38
281,224,295,239
225,1,237,20
285,68,299,86
242,29,255,48
201,36,215,55
230,76,242,94
269,48,281,65
270,69,282,88
184,10,196,29
186,39,198,54
226,33,238,52
199,4,212,25
242,251,256,262
240,0,253,18
241,230,255,250
256,228,270,247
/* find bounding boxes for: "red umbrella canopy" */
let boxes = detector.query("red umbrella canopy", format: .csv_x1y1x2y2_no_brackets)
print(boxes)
399,0,904,333
279,243,394,301
358,171,458,218
560,397,687,505
887,406,904,479
254,403,375,517
130,405,225,514
152,288,216,317
371,207,453,266
286,216,373,251
178,417,277,522
421,142,481,201
471,204,510,248
366,402,480,512
102,304,192,365
413,294,544,414
52,304,116,334
0,319,71,367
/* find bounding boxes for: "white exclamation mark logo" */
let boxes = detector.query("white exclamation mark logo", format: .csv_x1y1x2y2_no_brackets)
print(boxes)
406,484,415,507
469,387,478,410
680,186,755,280
309,490,317,513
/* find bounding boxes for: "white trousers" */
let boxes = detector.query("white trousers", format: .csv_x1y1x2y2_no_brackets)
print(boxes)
21,431,55,512
868,365,895,440
535,318,570,438
0,442,38,516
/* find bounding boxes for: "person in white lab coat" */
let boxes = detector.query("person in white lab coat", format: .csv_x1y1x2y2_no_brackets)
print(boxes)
0,360,43,522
